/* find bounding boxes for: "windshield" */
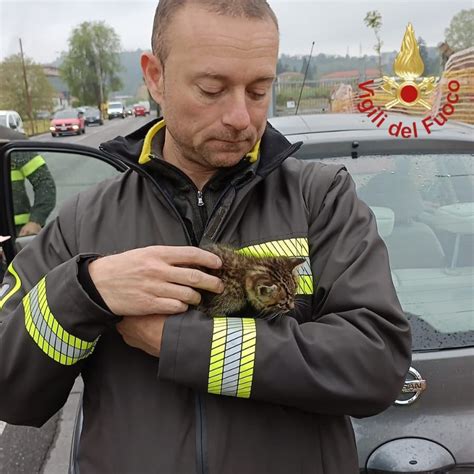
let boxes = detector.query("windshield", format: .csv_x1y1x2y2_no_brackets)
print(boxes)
53,110,77,119
302,151,474,352
108,103,122,109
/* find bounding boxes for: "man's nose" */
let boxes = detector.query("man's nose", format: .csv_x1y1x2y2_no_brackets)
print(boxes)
222,91,251,131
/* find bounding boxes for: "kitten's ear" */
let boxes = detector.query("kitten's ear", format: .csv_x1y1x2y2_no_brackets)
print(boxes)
287,257,306,270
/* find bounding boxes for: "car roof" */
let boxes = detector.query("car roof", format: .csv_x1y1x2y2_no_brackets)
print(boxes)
269,112,474,137
0,110,19,115
268,113,474,158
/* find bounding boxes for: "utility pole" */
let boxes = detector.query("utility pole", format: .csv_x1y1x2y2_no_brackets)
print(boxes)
19,38,35,135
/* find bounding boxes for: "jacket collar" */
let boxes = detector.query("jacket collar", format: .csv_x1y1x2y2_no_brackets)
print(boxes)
99,117,302,180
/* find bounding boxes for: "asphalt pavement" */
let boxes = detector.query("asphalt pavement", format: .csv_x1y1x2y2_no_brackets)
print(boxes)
0,113,155,474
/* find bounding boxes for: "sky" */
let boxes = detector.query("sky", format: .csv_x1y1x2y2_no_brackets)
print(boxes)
0,0,471,64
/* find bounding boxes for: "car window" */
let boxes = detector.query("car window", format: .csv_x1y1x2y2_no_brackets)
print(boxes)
53,110,78,119
303,152,474,352
8,115,16,127
0,116,6,127
10,149,123,236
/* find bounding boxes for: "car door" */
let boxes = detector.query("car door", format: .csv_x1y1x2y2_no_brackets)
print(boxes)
0,140,128,270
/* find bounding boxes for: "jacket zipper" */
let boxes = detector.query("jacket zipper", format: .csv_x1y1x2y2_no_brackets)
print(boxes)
197,191,205,207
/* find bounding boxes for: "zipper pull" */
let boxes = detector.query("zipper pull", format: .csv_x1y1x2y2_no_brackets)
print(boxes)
197,190,205,207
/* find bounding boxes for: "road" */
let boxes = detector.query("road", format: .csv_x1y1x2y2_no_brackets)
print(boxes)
0,114,155,474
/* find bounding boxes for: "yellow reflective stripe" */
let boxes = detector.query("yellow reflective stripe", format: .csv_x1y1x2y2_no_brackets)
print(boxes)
23,277,98,365
138,119,166,164
238,238,313,295
11,169,24,181
208,317,227,395
297,274,313,295
0,263,22,309
238,238,309,258
236,318,256,398
245,139,260,163
208,317,256,399
20,155,46,177
14,213,30,225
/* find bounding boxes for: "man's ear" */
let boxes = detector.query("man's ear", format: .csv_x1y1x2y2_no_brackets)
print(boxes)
141,52,164,105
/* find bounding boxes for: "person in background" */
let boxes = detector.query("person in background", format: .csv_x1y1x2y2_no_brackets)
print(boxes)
0,125,56,236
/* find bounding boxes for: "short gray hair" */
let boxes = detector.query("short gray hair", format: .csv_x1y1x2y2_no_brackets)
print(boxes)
151,0,279,64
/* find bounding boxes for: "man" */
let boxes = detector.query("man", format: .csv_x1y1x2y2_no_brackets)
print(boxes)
0,125,56,236
0,1,411,473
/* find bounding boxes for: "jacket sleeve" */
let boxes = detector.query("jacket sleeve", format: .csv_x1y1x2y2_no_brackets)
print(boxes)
158,166,412,417
0,195,117,427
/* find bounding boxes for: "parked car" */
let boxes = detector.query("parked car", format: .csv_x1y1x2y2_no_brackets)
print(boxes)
107,101,126,119
0,110,25,135
268,113,474,472
0,113,472,473
84,108,103,126
133,104,146,117
49,109,86,137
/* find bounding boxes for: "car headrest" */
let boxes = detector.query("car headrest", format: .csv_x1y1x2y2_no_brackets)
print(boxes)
358,173,424,223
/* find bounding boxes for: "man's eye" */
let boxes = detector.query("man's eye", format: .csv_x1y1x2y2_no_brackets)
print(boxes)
248,91,267,100
198,87,222,97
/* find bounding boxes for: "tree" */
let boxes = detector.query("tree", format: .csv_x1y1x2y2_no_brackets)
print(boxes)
445,9,474,52
364,10,383,76
0,54,55,118
417,37,440,77
60,21,122,111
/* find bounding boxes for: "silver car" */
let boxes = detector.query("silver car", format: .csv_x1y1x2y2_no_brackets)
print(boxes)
269,113,474,473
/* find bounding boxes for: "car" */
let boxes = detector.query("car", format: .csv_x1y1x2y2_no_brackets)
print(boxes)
133,105,146,117
0,113,473,473
107,101,126,119
49,109,86,137
0,110,25,135
268,113,474,472
84,108,103,126
125,107,133,116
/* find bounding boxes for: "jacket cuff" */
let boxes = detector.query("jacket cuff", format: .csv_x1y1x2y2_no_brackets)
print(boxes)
44,254,121,342
158,310,212,391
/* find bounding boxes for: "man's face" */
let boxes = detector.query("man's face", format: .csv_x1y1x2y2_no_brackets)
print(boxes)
151,4,279,170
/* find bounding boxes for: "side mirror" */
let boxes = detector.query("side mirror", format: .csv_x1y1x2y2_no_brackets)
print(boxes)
10,123,17,130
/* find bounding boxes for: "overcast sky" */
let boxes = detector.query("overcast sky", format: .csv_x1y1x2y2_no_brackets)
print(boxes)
0,0,470,64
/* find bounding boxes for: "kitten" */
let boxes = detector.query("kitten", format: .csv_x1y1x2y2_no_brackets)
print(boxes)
198,243,305,319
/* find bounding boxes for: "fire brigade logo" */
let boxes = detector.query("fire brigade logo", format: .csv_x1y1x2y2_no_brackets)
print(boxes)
382,23,438,110
357,23,461,138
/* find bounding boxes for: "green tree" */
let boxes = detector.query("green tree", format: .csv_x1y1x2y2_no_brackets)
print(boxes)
445,9,474,52
0,54,55,118
60,21,122,111
364,10,383,76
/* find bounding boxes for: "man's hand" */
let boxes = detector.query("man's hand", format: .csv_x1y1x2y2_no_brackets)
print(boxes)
19,221,42,236
116,315,168,358
89,246,223,316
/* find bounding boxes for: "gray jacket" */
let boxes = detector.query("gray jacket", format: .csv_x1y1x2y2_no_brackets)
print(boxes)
0,120,411,473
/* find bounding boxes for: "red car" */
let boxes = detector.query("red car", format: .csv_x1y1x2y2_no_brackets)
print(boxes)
134,105,146,117
50,109,86,137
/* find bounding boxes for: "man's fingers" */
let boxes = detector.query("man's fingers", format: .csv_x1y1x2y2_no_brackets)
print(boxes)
155,283,202,306
167,266,224,294
150,298,189,315
157,246,222,269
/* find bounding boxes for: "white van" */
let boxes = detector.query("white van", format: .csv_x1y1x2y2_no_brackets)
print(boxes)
107,102,125,120
0,110,25,134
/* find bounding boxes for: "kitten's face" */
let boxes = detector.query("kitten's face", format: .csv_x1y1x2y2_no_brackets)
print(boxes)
244,258,304,314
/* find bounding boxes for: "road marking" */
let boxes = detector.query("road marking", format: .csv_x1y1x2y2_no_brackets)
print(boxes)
0,421,6,435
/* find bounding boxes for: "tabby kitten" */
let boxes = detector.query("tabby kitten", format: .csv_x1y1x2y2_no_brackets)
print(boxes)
199,243,305,319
